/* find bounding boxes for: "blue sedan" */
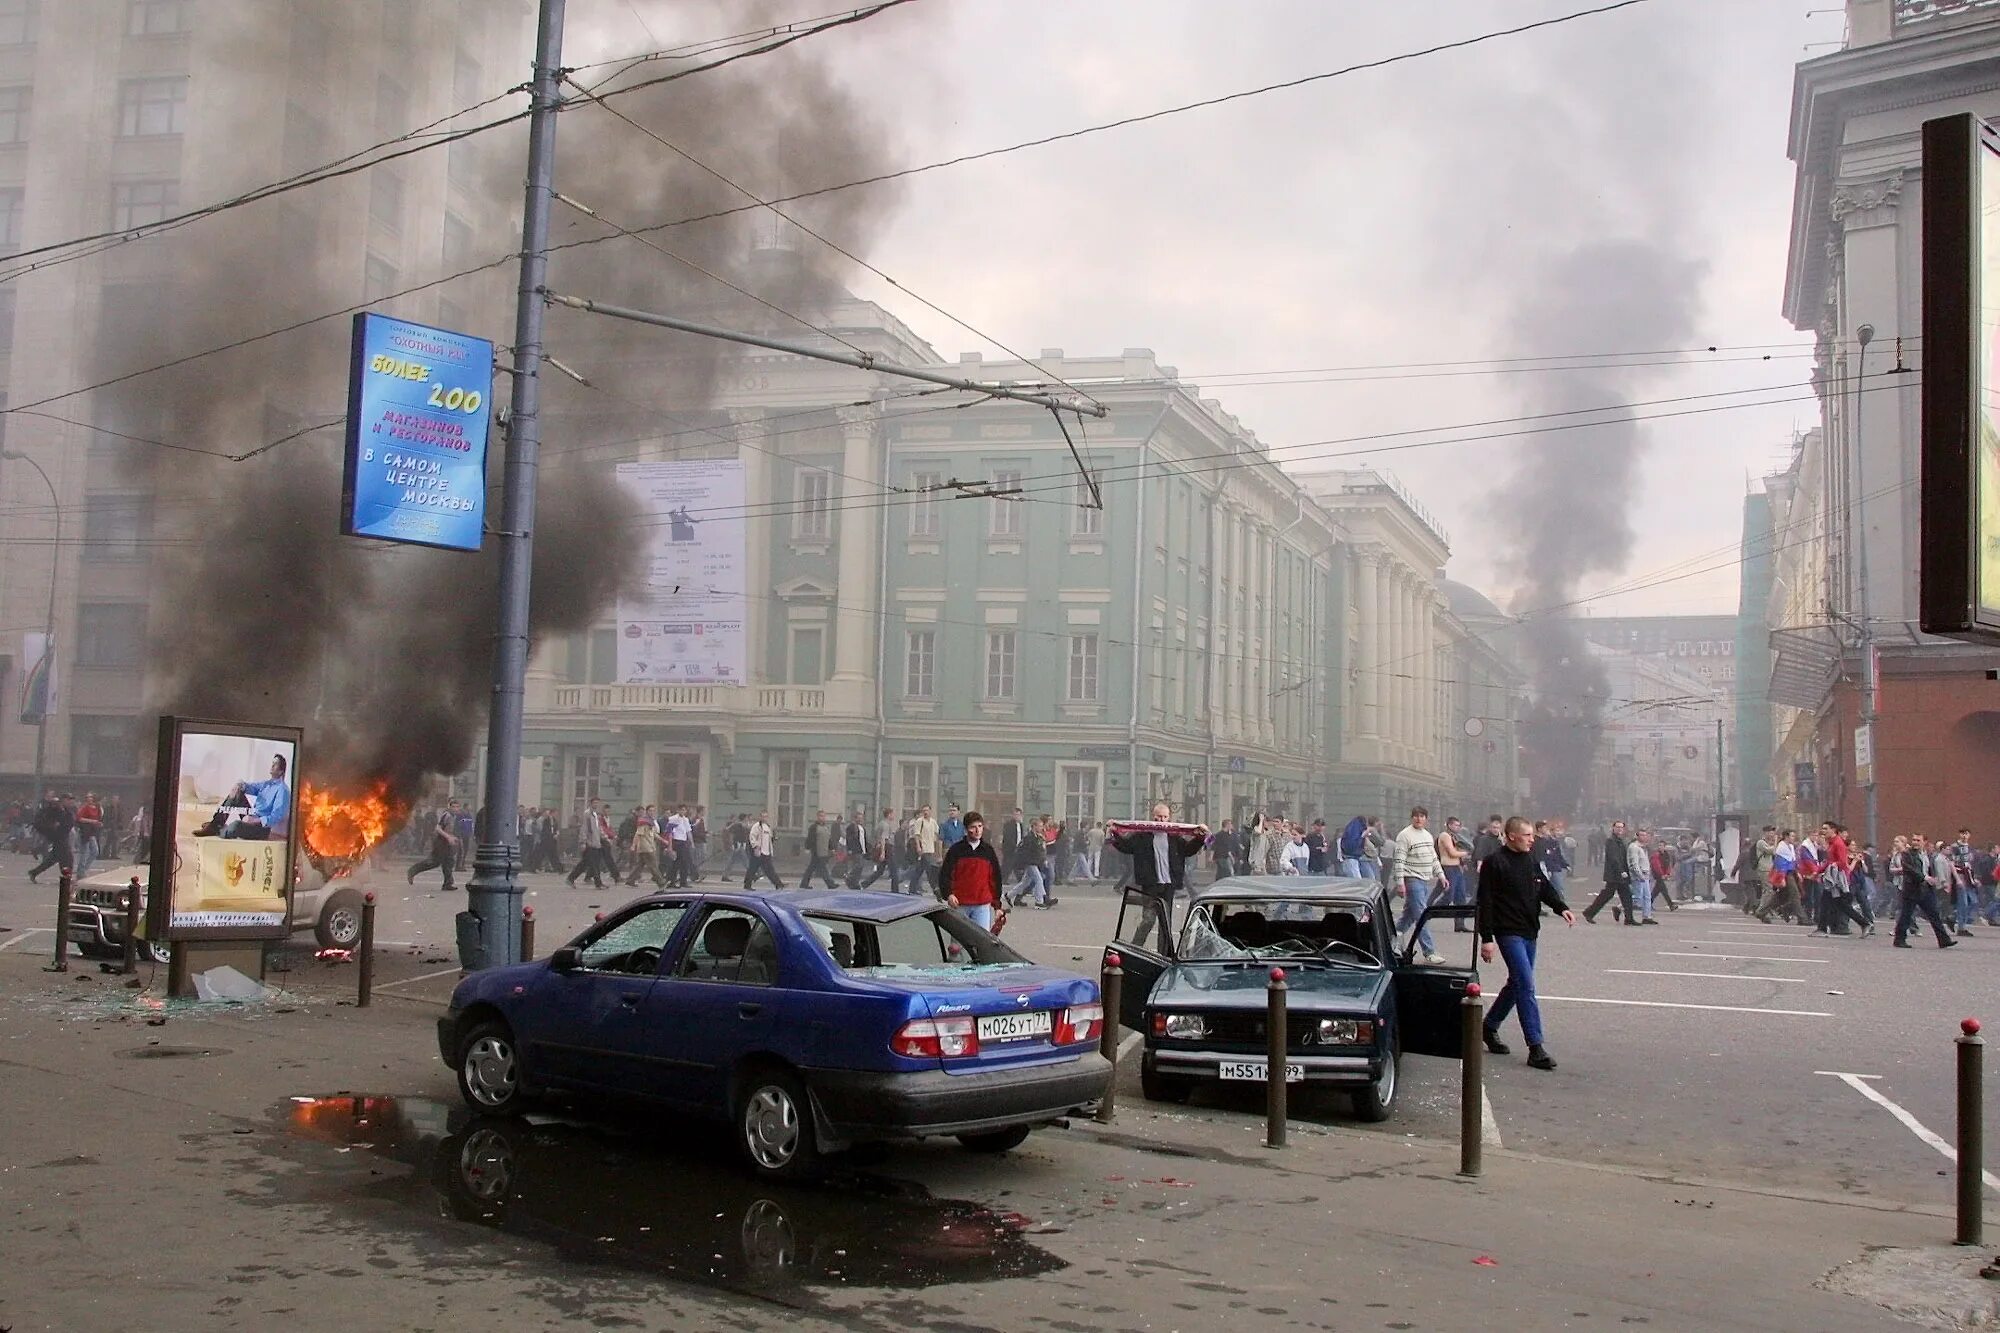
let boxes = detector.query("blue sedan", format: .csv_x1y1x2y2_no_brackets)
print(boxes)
438,890,1112,1179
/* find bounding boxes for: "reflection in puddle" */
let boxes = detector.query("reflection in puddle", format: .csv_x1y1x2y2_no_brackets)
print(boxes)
282,1095,1064,1292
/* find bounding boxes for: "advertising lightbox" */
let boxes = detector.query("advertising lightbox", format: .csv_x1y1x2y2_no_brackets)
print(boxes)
145,718,302,942
341,312,493,552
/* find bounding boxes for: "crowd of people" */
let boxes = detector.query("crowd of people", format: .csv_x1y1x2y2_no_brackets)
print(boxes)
4,791,146,881
1726,822,2000,948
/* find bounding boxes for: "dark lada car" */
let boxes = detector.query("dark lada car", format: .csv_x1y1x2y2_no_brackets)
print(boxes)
439,890,1111,1179
1107,876,1477,1121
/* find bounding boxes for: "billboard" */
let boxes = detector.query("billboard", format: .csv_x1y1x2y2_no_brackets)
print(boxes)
615,460,748,684
146,718,301,941
1920,113,2000,642
341,312,493,551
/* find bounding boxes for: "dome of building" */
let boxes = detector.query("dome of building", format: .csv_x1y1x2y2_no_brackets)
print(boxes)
1442,579,1506,622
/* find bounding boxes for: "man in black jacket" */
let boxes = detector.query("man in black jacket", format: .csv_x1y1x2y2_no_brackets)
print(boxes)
1108,802,1208,949
26,791,73,884
1477,816,1575,1070
1581,819,1637,925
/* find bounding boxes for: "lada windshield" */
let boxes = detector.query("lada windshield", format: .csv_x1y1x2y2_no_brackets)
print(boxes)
804,909,1031,974
1178,898,1381,968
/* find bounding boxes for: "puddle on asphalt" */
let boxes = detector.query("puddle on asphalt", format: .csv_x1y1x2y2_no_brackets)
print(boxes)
281,1095,1065,1293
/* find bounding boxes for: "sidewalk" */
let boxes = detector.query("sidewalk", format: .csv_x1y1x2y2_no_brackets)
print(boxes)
0,942,1972,1331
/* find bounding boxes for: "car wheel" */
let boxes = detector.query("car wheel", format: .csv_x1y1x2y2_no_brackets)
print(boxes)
315,888,365,950
1140,1059,1195,1104
736,1066,816,1181
456,1020,526,1116
1351,1042,1400,1123
956,1125,1032,1153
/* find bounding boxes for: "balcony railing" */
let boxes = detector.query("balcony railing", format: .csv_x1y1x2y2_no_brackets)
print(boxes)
546,683,827,714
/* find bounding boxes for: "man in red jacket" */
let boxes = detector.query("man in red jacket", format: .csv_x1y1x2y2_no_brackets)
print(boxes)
940,812,1006,933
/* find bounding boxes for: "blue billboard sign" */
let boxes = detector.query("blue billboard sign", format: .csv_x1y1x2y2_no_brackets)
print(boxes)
341,312,494,551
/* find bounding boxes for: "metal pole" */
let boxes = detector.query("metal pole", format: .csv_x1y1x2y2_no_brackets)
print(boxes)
1096,951,1122,1123
46,867,70,973
121,875,141,975
1959,1017,1984,1246
519,905,536,963
1853,326,1878,850
1460,982,1485,1176
1715,717,1725,900
357,891,376,1007
1265,966,1288,1149
462,0,566,971
2,449,59,798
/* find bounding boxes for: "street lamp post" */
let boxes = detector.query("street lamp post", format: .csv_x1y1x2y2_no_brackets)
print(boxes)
1853,324,1879,850
2,448,58,797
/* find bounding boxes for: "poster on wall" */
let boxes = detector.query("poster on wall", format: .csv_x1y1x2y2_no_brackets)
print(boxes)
145,718,301,941
615,460,748,684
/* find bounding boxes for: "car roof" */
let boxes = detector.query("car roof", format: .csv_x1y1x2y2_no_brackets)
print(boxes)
1188,874,1383,905
634,888,940,924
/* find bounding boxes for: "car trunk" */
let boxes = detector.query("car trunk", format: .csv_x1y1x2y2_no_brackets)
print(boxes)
866,964,1098,1072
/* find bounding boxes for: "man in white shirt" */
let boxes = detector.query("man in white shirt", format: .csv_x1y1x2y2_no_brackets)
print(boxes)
665,806,694,887
1629,829,1658,924
904,804,942,897
1394,807,1448,964
743,812,783,890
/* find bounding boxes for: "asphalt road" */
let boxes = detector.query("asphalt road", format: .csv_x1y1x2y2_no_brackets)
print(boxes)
0,849,1989,1210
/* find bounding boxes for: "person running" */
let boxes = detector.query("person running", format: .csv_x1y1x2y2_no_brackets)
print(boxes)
1582,820,1637,925
408,809,461,891
1394,807,1448,964
1894,833,1956,949
1478,815,1576,1071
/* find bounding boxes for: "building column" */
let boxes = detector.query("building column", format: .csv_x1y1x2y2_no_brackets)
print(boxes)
1373,552,1395,750
830,408,879,684
1356,549,1381,738
1393,569,1413,757
732,408,772,683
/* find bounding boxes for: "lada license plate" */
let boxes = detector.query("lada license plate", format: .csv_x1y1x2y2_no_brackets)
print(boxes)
977,1011,1052,1042
1218,1059,1304,1082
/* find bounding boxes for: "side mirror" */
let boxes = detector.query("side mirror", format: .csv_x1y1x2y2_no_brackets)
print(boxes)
549,946,582,973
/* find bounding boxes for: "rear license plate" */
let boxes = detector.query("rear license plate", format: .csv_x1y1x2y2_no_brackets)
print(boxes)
1218,1059,1304,1083
977,1011,1052,1042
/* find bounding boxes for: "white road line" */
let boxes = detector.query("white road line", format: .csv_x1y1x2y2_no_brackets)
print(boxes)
1540,995,1832,1017
1605,969,1808,983
1819,1071,2000,1192
1680,940,1828,950
371,965,463,993
1656,951,1827,965
1480,1086,1502,1148
0,927,51,952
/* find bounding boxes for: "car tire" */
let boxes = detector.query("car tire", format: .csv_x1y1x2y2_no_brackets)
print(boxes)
315,888,365,950
735,1065,817,1181
1140,1059,1195,1104
455,1019,527,1116
956,1125,1032,1153
1351,1042,1400,1123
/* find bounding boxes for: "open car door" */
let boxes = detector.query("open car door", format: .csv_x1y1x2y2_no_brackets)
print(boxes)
1393,900,1479,1060
1106,888,1172,1033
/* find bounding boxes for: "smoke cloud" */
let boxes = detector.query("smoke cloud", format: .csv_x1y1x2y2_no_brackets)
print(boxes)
114,1,916,815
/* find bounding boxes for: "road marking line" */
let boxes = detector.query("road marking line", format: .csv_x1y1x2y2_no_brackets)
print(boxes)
1481,1086,1502,1148
0,927,52,952
1656,951,1827,964
1819,1071,2000,1192
1606,969,1808,983
1680,940,1828,950
1539,995,1831,1017
371,966,463,992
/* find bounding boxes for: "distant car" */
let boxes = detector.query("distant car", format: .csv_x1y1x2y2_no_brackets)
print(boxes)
1107,876,1478,1121
64,861,366,961
437,890,1112,1179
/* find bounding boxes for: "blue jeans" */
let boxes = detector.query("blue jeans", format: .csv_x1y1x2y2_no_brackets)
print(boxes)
1956,880,1981,929
961,902,995,931
1398,877,1435,955
1446,865,1468,906
1009,865,1050,905
1633,876,1654,920
1340,856,1362,877
1485,934,1543,1047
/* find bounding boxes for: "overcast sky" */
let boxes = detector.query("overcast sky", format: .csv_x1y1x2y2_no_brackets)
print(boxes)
594,0,1848,618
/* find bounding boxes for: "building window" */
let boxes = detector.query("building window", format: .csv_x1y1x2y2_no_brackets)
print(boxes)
908,469,940,537
0,187,19,254
568,753,600,813
82,495,151,561
984,630,1016,700
896,759,935,816
72,715,142,776
126,0,192,36
442,212,472,266
990,469,1022,537
1058,765,1100,823
76,603,146,668
793,468,830,539
118,76,189,138
368,169,403,232
1074,472,1102,536
771,755,809,832
1067,633,1099,702
904,629,934,698
0,87,30,145
110,179,178,232
788,625,824,686
363,253,399,304
0,0,34,46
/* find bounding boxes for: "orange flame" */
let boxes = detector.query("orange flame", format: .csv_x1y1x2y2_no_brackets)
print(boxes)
300,780,407,860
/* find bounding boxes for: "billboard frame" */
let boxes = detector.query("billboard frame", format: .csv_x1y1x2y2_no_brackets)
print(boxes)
145,716,303,943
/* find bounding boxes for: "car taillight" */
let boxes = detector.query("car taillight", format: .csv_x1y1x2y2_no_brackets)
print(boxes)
890,1016,979,1058
1055,1002,1104,1045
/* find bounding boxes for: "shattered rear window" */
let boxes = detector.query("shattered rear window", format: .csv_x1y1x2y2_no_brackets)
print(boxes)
805,910,1028,972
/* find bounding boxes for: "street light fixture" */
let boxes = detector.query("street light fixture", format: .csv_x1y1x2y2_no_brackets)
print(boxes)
1,447,59,798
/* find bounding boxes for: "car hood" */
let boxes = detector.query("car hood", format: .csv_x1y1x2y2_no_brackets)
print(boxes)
1150,962,1386,1011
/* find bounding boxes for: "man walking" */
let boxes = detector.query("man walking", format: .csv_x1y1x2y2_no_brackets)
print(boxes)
1581,819,1636,925
939,803,966,851
1894,833,1956,949
1338,813,1369,878
842,807,870,889
1478,815,1575,1071
26,790,74,885
1305,819,1331,875
1630,828,1661,924
801,810,838,891
566,799,608,889
1005,815,1056,908
1437,816,1472,933
904,804,941,896
408,808,461,891
1394,807,1448,964
1948,827,1980,937
743,812,783,890
663,806,694,887
864,807,899,890
940,811,1005,933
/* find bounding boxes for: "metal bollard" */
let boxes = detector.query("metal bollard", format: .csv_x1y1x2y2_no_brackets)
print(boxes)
520,905,537,963
357,891,377,1008
1266,967,1288,1149
1959,1017,1984,1246
121,878,141,975
1460,982,1485,1177
46,869,72,973
1097,951,1123,1124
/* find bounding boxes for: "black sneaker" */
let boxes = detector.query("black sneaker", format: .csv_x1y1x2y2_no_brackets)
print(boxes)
1482,1027,1511,1056
1527,1047,1558,1071
1941,938,1959,949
